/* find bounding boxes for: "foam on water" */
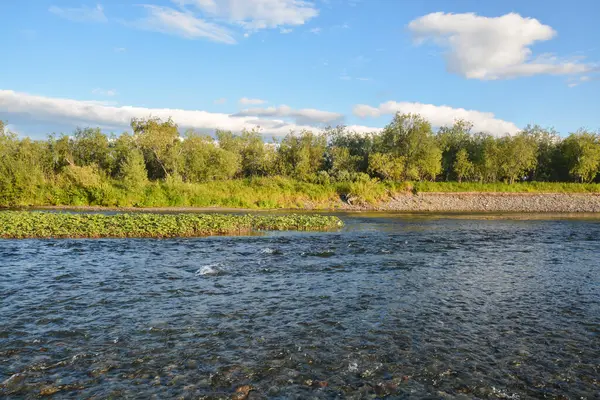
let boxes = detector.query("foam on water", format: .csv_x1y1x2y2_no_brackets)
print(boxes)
195,264,223,276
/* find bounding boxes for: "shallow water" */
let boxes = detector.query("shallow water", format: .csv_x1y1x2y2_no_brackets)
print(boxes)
1,213,599,399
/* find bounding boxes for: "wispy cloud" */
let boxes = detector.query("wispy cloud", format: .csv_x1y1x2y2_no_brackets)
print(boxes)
49,4,108,23
309,27,322,34
129,5,236,44
175,0,319,31
92,88,118,97
122,0,320,44
214,98,227,104
339,70,371,81
331,23,350,30
567,75,595,88
239,97,267,105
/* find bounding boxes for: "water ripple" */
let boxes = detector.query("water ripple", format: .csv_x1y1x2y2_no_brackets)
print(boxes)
1,215,599,398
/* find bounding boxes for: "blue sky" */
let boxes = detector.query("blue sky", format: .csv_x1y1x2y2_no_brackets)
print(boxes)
0,0,599,139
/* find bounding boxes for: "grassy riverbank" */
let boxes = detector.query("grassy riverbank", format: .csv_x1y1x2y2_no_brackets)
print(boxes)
0,211,344,239
4,178,600,210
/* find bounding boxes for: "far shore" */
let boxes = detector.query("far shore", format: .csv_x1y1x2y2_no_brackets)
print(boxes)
8,191,600,214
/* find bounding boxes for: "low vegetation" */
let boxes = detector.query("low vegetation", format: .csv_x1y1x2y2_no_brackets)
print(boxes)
0,211,344,239
1,114,600,209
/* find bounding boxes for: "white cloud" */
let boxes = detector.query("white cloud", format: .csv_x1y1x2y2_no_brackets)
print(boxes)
309,27,322,34
280,28,293,34
239,97,267,105
131,5,236,44
567,75,594,88
213,98,227,104
92,88,118,97
0,90,378,137
49,4,108,23
234,105,343,125
331,23,349,30
353,101,519,135
408,12,595,80
175,0,319,30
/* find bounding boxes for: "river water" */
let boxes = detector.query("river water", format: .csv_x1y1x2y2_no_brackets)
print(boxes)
1,213,599,399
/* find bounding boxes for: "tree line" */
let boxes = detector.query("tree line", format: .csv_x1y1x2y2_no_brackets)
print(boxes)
1,114,600,205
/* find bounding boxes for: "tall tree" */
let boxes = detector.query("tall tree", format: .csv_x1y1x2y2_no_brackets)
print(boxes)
437,119,473,181
71,127,110,170
498,133,538,184
561,131,600,183
377,113,442,180
216,129,270,177
277,130,327,180
131,117,181,180
453,148,474,183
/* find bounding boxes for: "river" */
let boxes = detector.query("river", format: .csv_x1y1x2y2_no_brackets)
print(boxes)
1,213,599,399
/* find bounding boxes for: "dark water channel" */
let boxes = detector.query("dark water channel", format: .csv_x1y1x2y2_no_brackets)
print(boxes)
1,213,599,399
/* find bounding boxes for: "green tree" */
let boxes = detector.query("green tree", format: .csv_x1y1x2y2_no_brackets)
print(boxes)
521,125,562,182
182,131,240,182
453,148,474,183
109,132,136,178
120,149,148,190
471,134,500,183
47,134,75,172
277,130,327,180
216,129,271,177
131,117,181,179
437,119,473,181
0,130,46,206
367,152,405,181
498,133,538,184
561,131,600,183
328,146,361,177
72,127,110,170
377,113,442,180
325,125,373,173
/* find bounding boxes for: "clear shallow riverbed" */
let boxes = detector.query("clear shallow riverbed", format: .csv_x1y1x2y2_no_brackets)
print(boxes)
1,213,599,399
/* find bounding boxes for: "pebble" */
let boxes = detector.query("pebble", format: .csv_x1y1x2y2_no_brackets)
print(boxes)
346,193,600,212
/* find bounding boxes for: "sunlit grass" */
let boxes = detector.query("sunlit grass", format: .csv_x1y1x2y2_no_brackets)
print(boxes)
412,181,600,193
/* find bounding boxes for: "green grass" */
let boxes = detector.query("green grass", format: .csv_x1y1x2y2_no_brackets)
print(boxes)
0,211,344,239
412,181,600,193
2,177,599,210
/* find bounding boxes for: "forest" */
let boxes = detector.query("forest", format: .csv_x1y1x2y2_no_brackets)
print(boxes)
1,113,600,208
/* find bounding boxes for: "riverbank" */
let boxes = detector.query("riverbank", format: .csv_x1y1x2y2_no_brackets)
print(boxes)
0,212,343,239
350,192,600,213
21,192,600,213
3,178,600,210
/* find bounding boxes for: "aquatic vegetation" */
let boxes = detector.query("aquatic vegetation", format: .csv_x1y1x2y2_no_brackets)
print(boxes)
0,211,343,239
